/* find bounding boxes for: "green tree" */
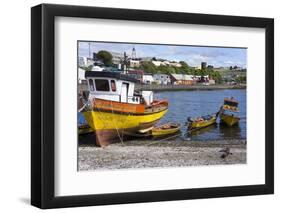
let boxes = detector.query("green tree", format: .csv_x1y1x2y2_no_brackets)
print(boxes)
140,61,158,74
209,70,223,84
235,75,246,83
84,65,93,71
165,66,176,74
179,61,194,74
96,50,113,66
179,61,189,68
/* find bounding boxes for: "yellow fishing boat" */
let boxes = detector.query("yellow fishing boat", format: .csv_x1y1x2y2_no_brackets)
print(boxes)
220,97,240,127
152,123,181,136
220,113,240,127
187,114,217,130
81,71,168,147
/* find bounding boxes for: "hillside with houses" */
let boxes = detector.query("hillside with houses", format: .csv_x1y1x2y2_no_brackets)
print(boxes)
78,47,246,86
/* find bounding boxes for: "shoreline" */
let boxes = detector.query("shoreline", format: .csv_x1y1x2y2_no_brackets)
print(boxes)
78,138,246,171
135,84,246,92
78,83,246,92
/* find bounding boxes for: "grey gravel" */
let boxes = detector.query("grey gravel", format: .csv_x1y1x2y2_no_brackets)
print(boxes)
78,139,246,171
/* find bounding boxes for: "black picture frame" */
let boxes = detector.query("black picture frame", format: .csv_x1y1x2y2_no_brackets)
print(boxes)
31,3,274,209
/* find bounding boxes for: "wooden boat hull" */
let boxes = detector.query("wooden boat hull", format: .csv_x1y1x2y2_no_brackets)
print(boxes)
83,108,168,146
188,115,216,130
220,113,240,127
152,124,180,136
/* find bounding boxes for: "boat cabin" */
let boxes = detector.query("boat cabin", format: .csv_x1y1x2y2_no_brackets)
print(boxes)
224,98,239,107
85,71,153,105
222,97,239,112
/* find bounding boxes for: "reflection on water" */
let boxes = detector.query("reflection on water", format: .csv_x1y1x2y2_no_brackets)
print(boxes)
218,123,242,139
155,89,246,141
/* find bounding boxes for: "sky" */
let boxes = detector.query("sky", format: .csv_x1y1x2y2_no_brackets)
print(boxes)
78,41,247,68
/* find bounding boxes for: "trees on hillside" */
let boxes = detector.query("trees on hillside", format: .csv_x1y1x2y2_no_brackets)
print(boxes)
96,50,113,66
139,60,222,83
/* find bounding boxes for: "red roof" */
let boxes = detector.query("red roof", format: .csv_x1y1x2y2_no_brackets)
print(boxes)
127,70,144,75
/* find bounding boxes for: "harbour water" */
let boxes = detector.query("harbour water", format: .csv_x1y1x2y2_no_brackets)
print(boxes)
154,89,246,141
78,89,246,142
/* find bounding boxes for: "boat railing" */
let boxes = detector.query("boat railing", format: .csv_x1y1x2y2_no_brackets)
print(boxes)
150,99,168,106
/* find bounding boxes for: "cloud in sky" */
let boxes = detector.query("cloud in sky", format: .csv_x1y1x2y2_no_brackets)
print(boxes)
78,41,247,68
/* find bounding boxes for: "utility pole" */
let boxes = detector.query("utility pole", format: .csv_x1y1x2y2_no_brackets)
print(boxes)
123,52,128,74
88,42,91,58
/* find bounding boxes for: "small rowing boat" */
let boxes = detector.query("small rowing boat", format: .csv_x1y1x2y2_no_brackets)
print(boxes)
187,114,217,131
152,123,181,136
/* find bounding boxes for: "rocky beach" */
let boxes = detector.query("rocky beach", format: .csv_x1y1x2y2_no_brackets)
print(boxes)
78,136,246,171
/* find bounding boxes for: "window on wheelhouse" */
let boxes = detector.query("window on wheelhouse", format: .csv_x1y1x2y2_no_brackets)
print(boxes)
110,80,116,92
89,79,94,91
95,79,110,91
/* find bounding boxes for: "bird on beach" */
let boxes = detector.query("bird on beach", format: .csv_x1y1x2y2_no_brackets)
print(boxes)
219,147,232,159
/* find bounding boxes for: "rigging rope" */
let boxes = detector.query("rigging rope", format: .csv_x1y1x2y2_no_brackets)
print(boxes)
110,100,124,145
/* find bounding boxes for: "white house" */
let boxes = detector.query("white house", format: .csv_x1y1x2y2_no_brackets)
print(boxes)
83,57,94,67
78,68,86,83
78,57,87,67
153,74,171,85
151,60,182,68
162,61,170,66
151,61,162,66
194,75,210,82
169,62,182,67
129,59,140,68
142,74,154,84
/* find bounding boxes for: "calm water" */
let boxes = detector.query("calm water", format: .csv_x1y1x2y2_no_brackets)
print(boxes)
154,89,246,141
78,89,246,141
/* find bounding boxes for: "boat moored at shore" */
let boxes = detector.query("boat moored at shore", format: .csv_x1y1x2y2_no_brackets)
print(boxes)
219,98,240,127
81,71,168,147
152,123,181,137
187,114,217,131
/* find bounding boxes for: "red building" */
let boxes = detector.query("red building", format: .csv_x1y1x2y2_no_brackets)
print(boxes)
127,70,144,82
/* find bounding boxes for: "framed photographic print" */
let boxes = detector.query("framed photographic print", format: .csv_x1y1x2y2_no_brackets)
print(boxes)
31,4,274,209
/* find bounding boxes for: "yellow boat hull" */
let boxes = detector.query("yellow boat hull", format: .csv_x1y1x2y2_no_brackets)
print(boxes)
220,113,240,126
83,109,167,130
83,109,168,146
188,116,216,130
